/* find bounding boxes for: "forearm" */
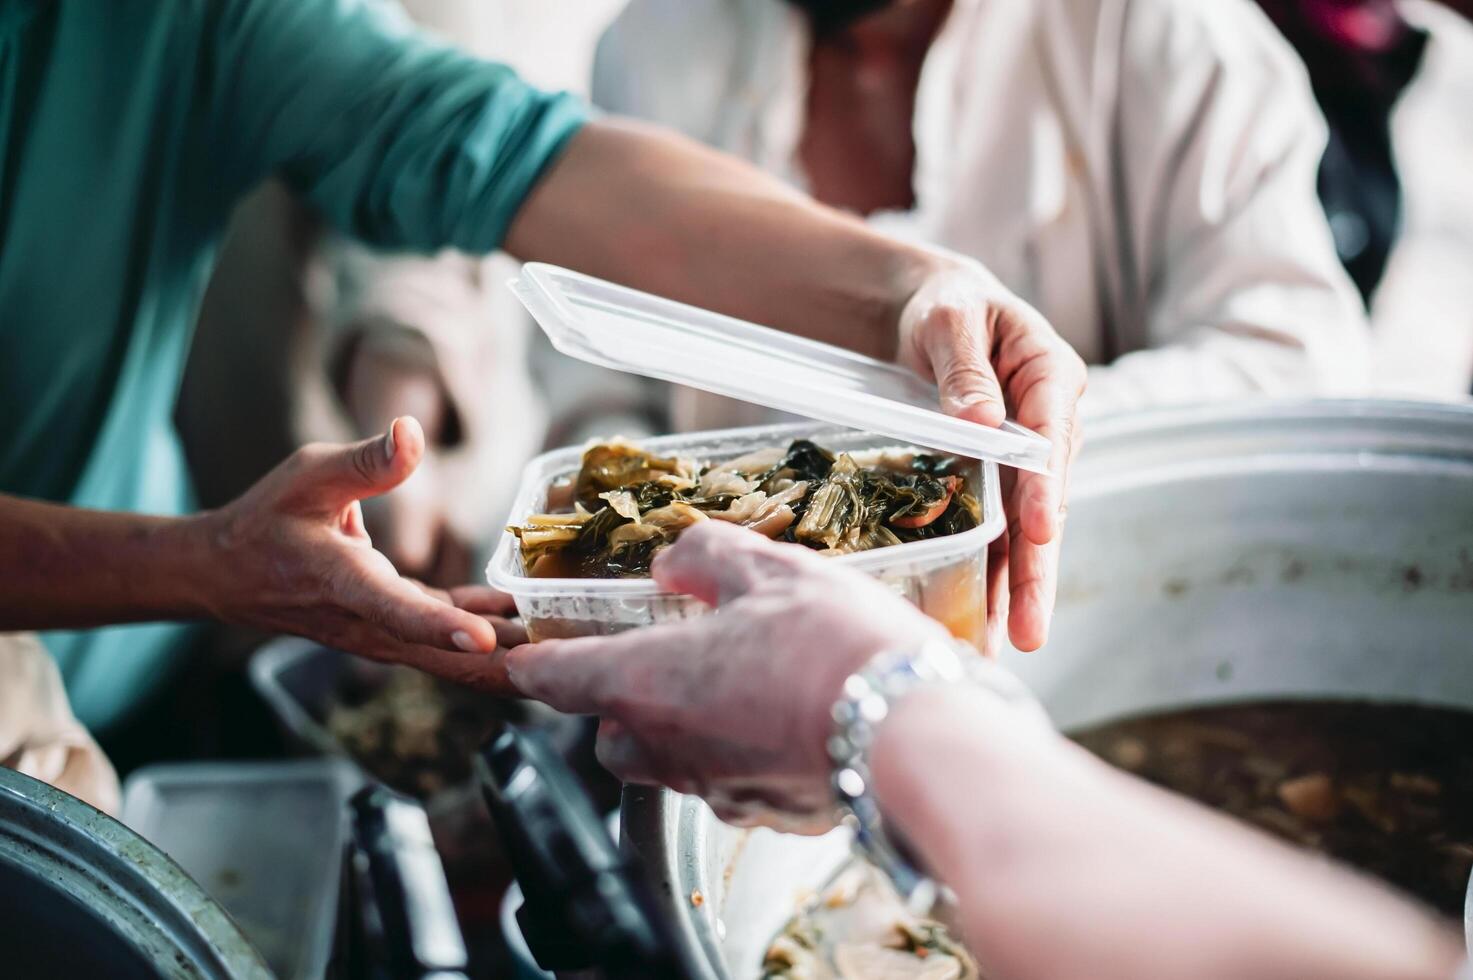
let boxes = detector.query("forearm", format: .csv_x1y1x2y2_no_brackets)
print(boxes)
0,495,211,631
871,686,1461,980
504,118,944,360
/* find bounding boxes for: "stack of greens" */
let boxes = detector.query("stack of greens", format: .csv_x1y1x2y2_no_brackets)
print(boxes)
511,438,980,579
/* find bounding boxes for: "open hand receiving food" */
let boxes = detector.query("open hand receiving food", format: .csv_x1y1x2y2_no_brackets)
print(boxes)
197,417,526,692
897,259,1087,654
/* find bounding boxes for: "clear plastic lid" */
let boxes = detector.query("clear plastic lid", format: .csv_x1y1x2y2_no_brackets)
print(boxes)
511,263,1052,473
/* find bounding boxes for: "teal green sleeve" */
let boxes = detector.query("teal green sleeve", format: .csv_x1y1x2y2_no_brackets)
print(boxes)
207,0,588,252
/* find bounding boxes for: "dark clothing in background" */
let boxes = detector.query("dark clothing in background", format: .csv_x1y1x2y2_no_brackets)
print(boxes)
1257,0,1429,303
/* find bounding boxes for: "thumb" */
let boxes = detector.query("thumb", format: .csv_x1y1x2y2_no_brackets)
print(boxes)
289,416,425,514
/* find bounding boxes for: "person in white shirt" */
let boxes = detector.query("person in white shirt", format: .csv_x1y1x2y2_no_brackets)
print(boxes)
593,0,1373,421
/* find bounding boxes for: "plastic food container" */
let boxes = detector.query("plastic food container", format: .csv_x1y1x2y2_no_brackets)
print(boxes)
489,422,1002,644
489,264,1051,645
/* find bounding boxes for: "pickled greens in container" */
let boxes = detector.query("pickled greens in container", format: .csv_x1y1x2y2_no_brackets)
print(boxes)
511,437,980,579
488,423,1003,644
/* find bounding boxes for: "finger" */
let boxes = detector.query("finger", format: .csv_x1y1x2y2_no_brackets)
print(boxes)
404,583,522,648
406,578,454,604
449,585,519,617
652,520,816,606
398,644,518,695
285,416,427,515
321,615,520,695
600,729,727,798
342,560,501,654
595,726,660,786
592,717,664,785
1007,514,1062,653
916,303,1008,427
490,616,529,648
984,526,1010,657
995,323,1086,547
1000,374,1075,650
991,322,1083,654
1013,389,1079,547
504,620,701,713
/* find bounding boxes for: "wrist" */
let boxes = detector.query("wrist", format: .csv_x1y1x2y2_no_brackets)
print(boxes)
889,246,983,370
870,682,1056,885
801,627,947,776
888,248,958,336
170,510,229,620
825,638,1034,903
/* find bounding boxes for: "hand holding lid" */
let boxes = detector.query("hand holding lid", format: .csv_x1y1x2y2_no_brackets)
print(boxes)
894,258,1087,653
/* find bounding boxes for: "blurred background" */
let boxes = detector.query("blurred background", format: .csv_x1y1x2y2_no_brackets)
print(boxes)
80,0,1473,976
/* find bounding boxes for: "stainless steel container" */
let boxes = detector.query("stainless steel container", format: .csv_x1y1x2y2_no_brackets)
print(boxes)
121,759,362,979
621,400,1473,979
0,766,271,979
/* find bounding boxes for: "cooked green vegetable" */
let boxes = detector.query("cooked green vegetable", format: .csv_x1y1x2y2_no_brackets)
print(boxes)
511,438,981,579
573,442,691,511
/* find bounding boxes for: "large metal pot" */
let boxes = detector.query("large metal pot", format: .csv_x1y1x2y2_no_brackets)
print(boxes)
0,766,271,979
621,400,1473,979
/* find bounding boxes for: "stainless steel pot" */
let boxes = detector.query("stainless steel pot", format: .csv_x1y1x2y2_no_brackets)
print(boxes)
0,766,272,979
621,400,1473,979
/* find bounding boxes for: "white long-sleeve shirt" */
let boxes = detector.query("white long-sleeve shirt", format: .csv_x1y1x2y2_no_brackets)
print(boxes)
593,0,1371,417
1369,0,1473,401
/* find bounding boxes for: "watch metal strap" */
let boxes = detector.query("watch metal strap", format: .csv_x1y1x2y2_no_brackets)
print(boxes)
827,636,1049,909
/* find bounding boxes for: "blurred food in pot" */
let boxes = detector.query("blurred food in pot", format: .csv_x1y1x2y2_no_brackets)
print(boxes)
765,863,979,980
1074,699,1473,916
767,698,1473,979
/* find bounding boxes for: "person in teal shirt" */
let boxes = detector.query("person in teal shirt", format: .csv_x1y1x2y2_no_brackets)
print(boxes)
0,0,1086,735
1,0,585,730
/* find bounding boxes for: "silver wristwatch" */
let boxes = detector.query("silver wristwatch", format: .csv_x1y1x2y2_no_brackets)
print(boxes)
827,636,1048,909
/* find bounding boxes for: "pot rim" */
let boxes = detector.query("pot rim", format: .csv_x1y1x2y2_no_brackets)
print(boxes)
0,766,271,978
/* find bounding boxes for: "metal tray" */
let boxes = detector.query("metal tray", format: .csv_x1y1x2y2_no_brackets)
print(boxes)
248,639,592,801
120,758,362,980
249,637,367,758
